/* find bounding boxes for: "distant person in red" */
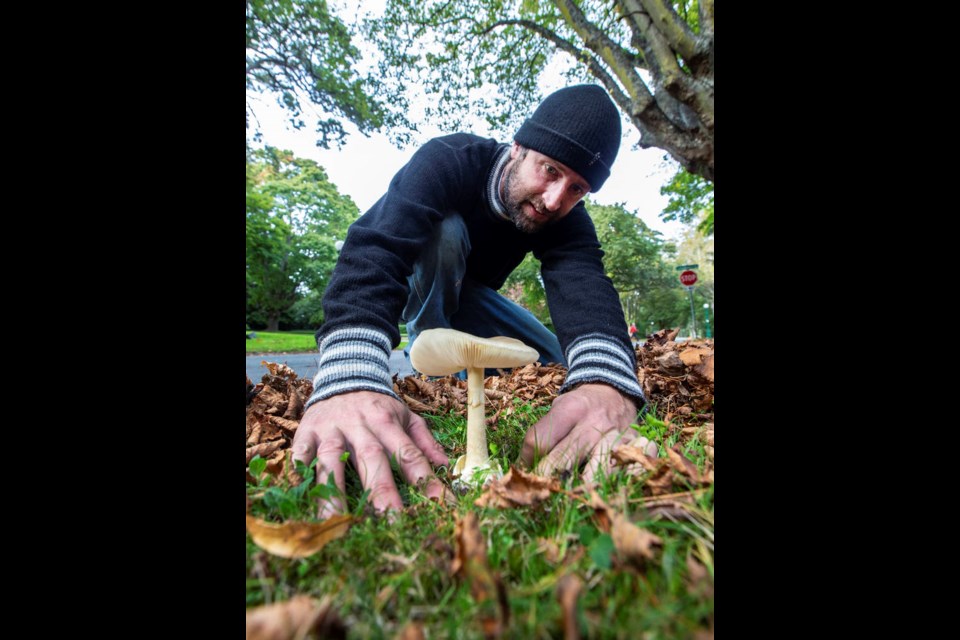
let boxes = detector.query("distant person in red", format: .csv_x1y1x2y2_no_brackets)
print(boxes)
628,322,638,343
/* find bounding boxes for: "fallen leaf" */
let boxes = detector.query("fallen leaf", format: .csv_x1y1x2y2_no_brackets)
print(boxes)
666,447,703,482
245,594,345,640
610,511,661,564
402,394,433,413
282,385,304,420
451,512,509,638
474,467,560,509
655,352,686,376
262,361,299,380
246,514,353,559
537,537,562,564
395,622,425,640
678,347,711,366
611,445,661,472
264,450,303,485
645,466,677,496
693,353,714,382
587,492,662,566
267,415,300,434
556,573,583,640
247,440,284,465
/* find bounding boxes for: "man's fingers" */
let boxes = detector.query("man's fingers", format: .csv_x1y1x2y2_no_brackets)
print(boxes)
520,412,576,468
314,435,348,518
406,413,450,468
350,434,404,513
374,413,448,502
290,425,319,467
582,429,633,484
534,428,600,478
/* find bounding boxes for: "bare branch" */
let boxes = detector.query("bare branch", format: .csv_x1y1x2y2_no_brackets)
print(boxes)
550,0,653,110
637,0,697,63
617,0,712,132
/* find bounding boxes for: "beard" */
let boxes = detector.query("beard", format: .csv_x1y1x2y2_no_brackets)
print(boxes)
500,157,553,234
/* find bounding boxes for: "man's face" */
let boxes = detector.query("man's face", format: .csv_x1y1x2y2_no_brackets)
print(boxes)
500,143,592,233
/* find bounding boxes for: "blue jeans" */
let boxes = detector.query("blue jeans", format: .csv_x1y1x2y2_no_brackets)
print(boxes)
401,213,565,374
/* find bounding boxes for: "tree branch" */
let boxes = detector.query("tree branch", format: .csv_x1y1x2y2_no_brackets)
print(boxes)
617,0,712,132
549,0,653,110
699,0,714,39
636,0,696,63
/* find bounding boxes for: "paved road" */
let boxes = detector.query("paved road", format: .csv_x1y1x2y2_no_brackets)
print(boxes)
247,350,416,384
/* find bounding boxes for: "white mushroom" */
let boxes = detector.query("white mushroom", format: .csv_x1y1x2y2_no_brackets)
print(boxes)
409,328,539,489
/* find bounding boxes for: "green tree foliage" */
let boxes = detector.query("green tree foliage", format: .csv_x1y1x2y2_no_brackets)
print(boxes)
246,147,360,330
370,0,714,181
246,0,403,148
672,218,713,334
501,200,689,335
660,166,714,234
502,254,551,328
588,200,687,333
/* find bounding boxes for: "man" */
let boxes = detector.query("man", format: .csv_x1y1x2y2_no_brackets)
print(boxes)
292,85,655,516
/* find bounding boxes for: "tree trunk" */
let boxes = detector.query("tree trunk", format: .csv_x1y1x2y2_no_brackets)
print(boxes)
267,316,280,332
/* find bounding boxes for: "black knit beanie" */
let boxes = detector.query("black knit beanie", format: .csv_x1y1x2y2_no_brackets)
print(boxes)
514,84,621,192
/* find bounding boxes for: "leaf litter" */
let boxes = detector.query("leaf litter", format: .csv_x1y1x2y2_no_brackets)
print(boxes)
245,329,713,636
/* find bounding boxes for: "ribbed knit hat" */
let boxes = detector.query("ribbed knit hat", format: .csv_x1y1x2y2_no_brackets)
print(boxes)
514,84,621,192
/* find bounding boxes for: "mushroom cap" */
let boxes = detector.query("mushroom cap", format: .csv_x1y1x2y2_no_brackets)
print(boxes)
409,328,540,376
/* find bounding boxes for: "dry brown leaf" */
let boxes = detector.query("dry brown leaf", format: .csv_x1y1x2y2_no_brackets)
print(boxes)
588,492,661,566
247,440,285,465
611,445,661,472
411,377,437,396
246,514,353,559
451,512,509,638
247,419,264,447
262,361,299,380
395,622,425,640
678,347,710,366
655,352,686,376
474,467,560,509
537,537,562,564
268,415,301,434
666,447,703,482
645,466,677,496
282,385,304,420
693,354,714,382
402,394,434,413
556,573,583,640
610,511,661,564
245,594,344,640
253,386,287,411
264,450,303,485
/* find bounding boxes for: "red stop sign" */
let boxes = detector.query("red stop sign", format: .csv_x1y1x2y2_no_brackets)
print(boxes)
679,270,698,286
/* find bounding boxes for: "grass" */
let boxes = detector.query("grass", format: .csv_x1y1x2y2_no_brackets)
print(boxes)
246,330,408,354
246,404,714,637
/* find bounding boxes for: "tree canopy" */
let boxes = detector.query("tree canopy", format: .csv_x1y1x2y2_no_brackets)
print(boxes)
370,0,714,181
660,165,714,234
246,147,360,330
246,0,400,148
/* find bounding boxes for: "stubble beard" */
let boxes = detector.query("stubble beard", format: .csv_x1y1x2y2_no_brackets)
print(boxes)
500,158,551,234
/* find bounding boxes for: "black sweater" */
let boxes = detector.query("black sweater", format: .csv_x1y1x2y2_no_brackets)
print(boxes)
307,133,644,409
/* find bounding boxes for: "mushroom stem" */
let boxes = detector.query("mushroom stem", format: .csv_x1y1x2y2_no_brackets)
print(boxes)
464,365,489,472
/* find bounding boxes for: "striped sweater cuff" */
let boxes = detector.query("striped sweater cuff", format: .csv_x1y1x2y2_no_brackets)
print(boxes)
560,333,646,409
304,327,400,409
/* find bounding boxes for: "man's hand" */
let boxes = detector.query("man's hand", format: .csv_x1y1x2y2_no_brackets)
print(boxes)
519,383,658,483
291,391,450,518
